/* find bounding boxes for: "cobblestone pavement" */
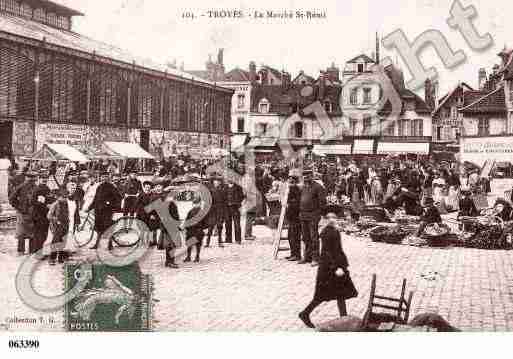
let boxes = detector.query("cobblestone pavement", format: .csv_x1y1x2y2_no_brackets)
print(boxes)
2,223,513,332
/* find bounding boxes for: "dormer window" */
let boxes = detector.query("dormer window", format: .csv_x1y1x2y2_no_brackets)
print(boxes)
259,99,270,114
324,101,332,112
294,122,304,138
237,94,245,109
358,64,364,73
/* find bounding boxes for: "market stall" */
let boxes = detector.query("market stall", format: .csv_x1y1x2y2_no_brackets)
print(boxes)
27,143,90,163
102,141,155,173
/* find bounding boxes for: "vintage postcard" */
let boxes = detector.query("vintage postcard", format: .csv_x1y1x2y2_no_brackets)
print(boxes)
1,0,513,356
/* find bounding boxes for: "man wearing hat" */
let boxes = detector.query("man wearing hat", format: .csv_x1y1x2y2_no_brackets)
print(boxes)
30,171,52,256
205,174,226,248
224,177,245,244
286,173,302,261
85,171,122,249
9,171,37,255
299,169,327,267
122,170,142,224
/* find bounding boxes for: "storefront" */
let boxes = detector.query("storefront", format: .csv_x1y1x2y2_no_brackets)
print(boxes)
352,139,375,155
377,142,430,156
460,135,513,168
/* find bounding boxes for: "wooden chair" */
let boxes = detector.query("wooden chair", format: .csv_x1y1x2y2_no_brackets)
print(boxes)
362,274,414,331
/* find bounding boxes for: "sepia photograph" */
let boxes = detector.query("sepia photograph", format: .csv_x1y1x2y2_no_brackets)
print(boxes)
0,0,513,357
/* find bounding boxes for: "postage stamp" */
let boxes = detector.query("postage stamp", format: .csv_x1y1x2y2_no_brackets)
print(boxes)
64,263,153,332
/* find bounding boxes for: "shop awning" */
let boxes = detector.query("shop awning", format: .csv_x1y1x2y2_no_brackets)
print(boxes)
80,147,123,161
377,142,430,155
28,143,90,163
231,134,248,152
313,144,352,156
246,137,277,148
352,140,374,154
103,142,155,159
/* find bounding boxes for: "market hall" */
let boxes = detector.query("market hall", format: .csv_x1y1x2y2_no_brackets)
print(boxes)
0,0,233,164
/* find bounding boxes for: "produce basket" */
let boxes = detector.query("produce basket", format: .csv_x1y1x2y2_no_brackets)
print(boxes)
421,223,450,247
369,226,407,244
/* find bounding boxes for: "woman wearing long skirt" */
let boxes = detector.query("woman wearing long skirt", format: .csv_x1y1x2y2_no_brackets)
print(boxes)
299,211,358,329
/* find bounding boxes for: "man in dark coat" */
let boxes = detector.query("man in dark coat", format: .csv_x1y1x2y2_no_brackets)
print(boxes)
86,171,122,249
9,172,37,255
299,170,327,267
162,193,181,268
286,174,302,261
205,176,226,247
31,171,52,256
224,178,245,244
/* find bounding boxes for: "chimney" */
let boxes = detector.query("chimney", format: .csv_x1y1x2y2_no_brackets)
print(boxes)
375,32,380,65
318,72,326,100
217,49,224,65
260,68,268,85
249,61,257,83
180,62,184,71
478,68,487,90
424,78,435,110
433,80,439,108
326,62,340,82
281,70,290,89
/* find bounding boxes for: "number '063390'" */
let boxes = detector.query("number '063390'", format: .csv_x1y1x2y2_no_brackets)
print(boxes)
8,339,40,349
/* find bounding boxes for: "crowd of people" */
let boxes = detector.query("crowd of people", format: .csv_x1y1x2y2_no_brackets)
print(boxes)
6,152,513,328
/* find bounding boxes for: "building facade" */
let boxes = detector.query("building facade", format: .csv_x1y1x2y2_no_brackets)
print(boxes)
0,0,233,161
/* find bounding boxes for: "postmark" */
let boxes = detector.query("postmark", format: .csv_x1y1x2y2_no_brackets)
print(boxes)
64,263,152,332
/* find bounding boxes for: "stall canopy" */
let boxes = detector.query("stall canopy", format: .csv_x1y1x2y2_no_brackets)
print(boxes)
246,137,277,152
230,134,248,152
29,143,90,163
377,142,430,155
352,140,374,154
313,144,352,156
80,147,123,161
102,142,154,159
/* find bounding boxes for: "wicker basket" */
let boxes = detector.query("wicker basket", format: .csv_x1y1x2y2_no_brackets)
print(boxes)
370,226,406,244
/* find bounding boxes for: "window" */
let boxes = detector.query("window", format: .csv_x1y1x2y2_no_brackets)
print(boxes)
478,118,489,136
411,119,424,136
259,99,270,114
363,87,372,104
358,64,364,73
237,94,245,109
450,106,458,119
398,120,409,136
350,88,358,105
363,118,372,135
324,101,332,113
33,7,45,22
383,120,395,136
350,119,358,136
237,117,245,133
294,122,303,138
20,3,31,18
257,123,268,136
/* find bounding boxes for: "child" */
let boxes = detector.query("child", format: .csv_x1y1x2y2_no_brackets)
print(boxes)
184,196,208,263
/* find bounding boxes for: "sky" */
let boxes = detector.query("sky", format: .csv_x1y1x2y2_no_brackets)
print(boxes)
58,0,511,96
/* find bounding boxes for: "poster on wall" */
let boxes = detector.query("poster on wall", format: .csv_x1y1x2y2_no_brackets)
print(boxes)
12,121,34,156
35,123,88,150
35,123,129,153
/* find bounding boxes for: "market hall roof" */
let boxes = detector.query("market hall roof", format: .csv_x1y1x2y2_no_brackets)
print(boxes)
25,0,84,16
0,12,232,92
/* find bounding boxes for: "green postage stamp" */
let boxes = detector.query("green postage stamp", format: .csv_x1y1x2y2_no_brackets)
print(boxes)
64,263,153,332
